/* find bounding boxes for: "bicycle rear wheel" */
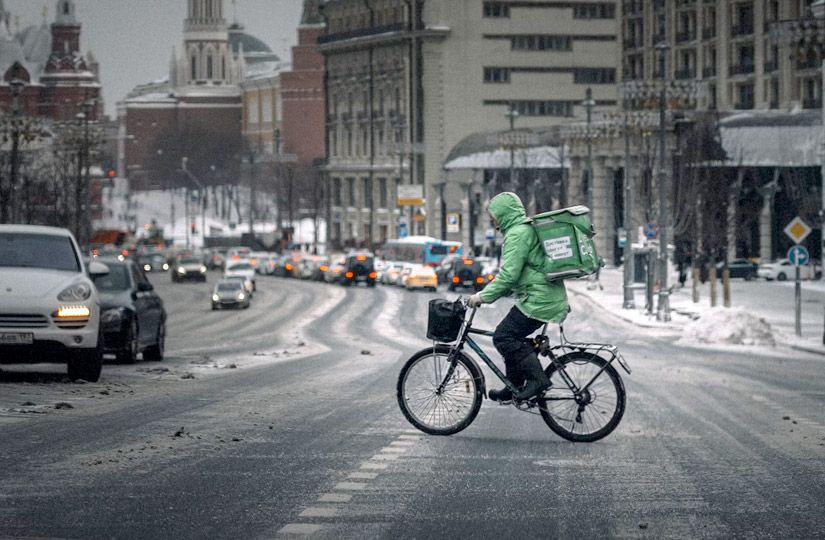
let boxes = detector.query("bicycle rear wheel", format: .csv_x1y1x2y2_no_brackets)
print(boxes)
397,345,483,436
537,352,625,442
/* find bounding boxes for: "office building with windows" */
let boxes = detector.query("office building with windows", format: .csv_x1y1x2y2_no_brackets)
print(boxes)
319,0,619,250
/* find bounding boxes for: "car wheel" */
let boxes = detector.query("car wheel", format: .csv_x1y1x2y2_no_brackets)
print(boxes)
211,303,217,310
116,320,139,364
68,346,103,382
777,272,787,281
143,321,165,362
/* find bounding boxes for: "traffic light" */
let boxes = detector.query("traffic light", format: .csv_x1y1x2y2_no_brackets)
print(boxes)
107,168,116,178
191,222,197,235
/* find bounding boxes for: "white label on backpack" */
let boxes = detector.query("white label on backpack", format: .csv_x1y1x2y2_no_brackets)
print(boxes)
543,237,573,260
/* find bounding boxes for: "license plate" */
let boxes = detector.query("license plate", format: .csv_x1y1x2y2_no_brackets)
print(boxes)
0,332,34,345
463,280,473,286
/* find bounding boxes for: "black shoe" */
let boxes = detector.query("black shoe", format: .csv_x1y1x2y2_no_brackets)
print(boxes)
512,379,551,401
488,387,513,402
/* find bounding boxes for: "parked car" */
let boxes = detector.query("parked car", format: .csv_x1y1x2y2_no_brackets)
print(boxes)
224,261,256,291
758,259,820,281
211,279,250,310
0,225,108,381
91,257,166,363
716,258,758,280
406,265,438,292
141,252,169,273
342,252,376,287
171,256,207,282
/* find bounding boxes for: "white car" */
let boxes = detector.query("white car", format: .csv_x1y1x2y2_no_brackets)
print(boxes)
758,259,820,281
0,225,110,381
224,261,257,291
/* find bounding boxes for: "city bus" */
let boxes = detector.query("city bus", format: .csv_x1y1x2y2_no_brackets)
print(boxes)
381,236,463,266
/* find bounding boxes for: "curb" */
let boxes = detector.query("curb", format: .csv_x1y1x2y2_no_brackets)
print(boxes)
789,344,825,357
567,287,683,331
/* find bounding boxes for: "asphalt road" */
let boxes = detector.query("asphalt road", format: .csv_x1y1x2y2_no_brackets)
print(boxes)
1,272,824,539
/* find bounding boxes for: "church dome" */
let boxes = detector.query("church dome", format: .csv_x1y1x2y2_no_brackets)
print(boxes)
228,23,279,65
18,23,51,72
0,16,26,75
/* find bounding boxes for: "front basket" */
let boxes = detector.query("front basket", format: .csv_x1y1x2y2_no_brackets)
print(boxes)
426,299,466,342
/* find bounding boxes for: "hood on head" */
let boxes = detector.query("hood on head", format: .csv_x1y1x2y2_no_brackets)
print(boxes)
488,192,526,233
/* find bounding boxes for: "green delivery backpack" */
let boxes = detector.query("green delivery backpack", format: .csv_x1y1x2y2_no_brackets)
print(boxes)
530,205,604,281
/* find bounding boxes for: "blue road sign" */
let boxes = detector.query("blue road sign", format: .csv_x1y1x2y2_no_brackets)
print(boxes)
643,222,658,239
788,245,810,266
398,222,408,238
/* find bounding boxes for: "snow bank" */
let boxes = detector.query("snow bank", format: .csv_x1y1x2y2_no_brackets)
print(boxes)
679,306,775,347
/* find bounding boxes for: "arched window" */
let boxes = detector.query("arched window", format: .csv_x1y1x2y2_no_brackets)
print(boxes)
207,54,213,79
221,57,226,80
191,55,197,80
63,1,70,15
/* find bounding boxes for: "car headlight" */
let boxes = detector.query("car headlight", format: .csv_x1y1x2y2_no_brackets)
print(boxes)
163,263,169,271
101,308,124,323
144,264,151,271
238,293,245,300
200,266,207,273
58,282,92,301
177,267,186,274
212,294,219,302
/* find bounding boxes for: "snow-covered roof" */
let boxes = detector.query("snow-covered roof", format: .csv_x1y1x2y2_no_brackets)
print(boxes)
443,126,569,170
717,109,823,167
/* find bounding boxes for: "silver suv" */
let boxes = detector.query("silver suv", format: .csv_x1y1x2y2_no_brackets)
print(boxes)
0,225,109,381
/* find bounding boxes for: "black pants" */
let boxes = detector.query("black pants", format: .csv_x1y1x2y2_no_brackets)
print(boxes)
492,306,545,376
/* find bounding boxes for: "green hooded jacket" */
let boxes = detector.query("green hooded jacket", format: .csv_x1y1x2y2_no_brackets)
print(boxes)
479,192,569,323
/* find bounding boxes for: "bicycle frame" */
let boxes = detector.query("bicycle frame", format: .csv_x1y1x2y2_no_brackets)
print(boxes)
435,306,631,400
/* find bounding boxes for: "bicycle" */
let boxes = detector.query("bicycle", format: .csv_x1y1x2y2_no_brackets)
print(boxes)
396,298,631,442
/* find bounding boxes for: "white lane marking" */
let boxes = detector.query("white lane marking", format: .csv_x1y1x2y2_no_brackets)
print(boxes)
397,434,422,440
389,440,415,446
360,461,388,470
348,472,378,480
318,493,352,503
333,482,367,491
277,523,322,535
373,287,423,348
380,446,407,454
371,453,399,461
299,507,338,518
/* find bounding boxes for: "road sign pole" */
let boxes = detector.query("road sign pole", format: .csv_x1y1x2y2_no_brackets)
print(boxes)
796,265,802,336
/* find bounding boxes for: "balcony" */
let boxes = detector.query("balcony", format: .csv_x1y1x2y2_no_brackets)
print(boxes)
729,63,755,76
702,66,717,77
702,27,716,40
803,98,823,109
676,30,696,43
674,68,696,80
317,22,405,45
763,60,778,73
730,23,754,37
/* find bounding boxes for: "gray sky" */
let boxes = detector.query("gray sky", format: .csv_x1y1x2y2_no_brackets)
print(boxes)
5,0,304,118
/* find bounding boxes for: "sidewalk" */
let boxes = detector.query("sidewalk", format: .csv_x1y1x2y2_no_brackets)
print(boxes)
565,267,825,357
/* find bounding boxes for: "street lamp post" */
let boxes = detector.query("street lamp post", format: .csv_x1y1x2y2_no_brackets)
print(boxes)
582,88,595,215
5,79,25,224
622,104,635,309
505,104,519,193
181,157,206,248
655,42,671,322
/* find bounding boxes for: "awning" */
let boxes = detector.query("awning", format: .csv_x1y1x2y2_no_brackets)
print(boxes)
717,110,823,167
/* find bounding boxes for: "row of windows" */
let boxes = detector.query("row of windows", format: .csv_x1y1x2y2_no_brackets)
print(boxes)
483,67,616,84
512,35,572,51
331,177,393,208
484,99,575,117
483,2,615,19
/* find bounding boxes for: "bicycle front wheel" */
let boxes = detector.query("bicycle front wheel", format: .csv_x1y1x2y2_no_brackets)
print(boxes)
397,345,483,436
538,352,625,443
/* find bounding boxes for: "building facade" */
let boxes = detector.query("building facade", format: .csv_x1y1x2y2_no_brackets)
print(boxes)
319,0,619,251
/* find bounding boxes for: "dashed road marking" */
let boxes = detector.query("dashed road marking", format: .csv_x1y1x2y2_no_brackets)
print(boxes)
380,446,407,454
360,461,387,470
299,507,338,518
318,493,352,503
277,523,322,535
334,482,367,491
372,453,399,461
348,472,378,480
389,440,415,446
398,434,422,440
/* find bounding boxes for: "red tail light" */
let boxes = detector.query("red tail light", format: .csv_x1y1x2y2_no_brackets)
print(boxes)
476,276,484,284
285,263,293,271
356,255,367,261
369,271,377,279
452,276,460,283
320,265,329,272
345,271,354,279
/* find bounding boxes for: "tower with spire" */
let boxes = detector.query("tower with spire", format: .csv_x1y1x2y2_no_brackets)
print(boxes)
172,0,240,88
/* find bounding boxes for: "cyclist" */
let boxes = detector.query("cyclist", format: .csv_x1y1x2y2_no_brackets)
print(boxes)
468,192,569,402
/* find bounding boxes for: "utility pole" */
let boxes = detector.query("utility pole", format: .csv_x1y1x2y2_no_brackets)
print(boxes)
583,87,595,215
505,104,518,193
622,105,635,309
7,79,25,223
